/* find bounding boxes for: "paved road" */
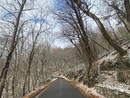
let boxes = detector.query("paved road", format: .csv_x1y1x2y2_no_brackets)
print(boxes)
35,78,86,98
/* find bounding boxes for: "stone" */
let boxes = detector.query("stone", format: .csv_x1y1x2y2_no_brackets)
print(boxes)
117,70,130,84
96,85,130,98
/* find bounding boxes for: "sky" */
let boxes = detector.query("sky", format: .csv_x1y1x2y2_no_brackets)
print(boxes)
0,0,71,48
33,0,71,48
0,0,105,48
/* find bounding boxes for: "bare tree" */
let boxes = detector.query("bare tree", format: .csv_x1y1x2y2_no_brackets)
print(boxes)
124,0,130,25
22,12,50,95
0,36,9,58
103,0,130,33
54,0,101,86
54,0,118,86
72,0,127,56
0,0,27,97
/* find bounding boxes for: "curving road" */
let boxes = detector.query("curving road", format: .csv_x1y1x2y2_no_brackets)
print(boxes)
35,78,87,98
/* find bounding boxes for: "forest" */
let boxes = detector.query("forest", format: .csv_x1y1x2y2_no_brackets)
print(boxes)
0,0,130,98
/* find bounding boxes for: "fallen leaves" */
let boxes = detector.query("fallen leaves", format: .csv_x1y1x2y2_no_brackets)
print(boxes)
69,80,104,98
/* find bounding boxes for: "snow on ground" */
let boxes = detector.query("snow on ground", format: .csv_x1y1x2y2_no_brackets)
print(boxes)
22,78,57,98
67,45,130,97
51,78,57,81
96,45,130,64
69,80,105,98
23,76,105,98
76,81,105,98
97,71,130,94
97,82,130,94
96,51,118,65
59,75,71,81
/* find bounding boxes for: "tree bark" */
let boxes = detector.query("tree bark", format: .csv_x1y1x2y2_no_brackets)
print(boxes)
78,7,127,56
0,37,9,58
22,43,35,96
69,2,96,86
104,0,130,32
117,12,130,34
124,0,130,25
0,0,27,97
107,20,119,41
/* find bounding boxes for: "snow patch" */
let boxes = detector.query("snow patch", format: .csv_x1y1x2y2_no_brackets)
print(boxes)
68,80,105,98
96,51,118,66
97,80,130,94
78,82,106,98
97,71,130,95
59,75,70,81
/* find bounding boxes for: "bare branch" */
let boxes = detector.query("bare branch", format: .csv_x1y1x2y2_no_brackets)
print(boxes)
0,5,16,18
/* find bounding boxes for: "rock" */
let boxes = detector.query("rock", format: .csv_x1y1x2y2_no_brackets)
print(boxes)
117,70,130,84
96,85,130,98
100,57,130,71
100,60,113,70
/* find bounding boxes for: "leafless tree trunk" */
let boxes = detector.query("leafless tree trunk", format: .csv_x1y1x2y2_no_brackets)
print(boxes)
70,2,95,64
11,49,17,98
56,0,98,86
73,0,127,56
104,0,130,33
22,14,49,95
107,20,119,41
22,43,36,95
0,0,27,97
124,0,130,25
117,12,130,34
0,36,9,58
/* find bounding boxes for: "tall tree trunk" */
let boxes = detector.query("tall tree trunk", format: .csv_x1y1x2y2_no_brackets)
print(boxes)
72,5,95,64
117,11,130,34
5,80,9,98
12,48,19,98
104,0,130,33
0,37,9,58
0,0,27,97
78,7,127,56
124,0,130,25
72,5,95,86
107,20,119,41
22,43,35,96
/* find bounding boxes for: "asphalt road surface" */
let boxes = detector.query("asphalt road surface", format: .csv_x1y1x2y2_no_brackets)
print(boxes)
35,78,87,98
